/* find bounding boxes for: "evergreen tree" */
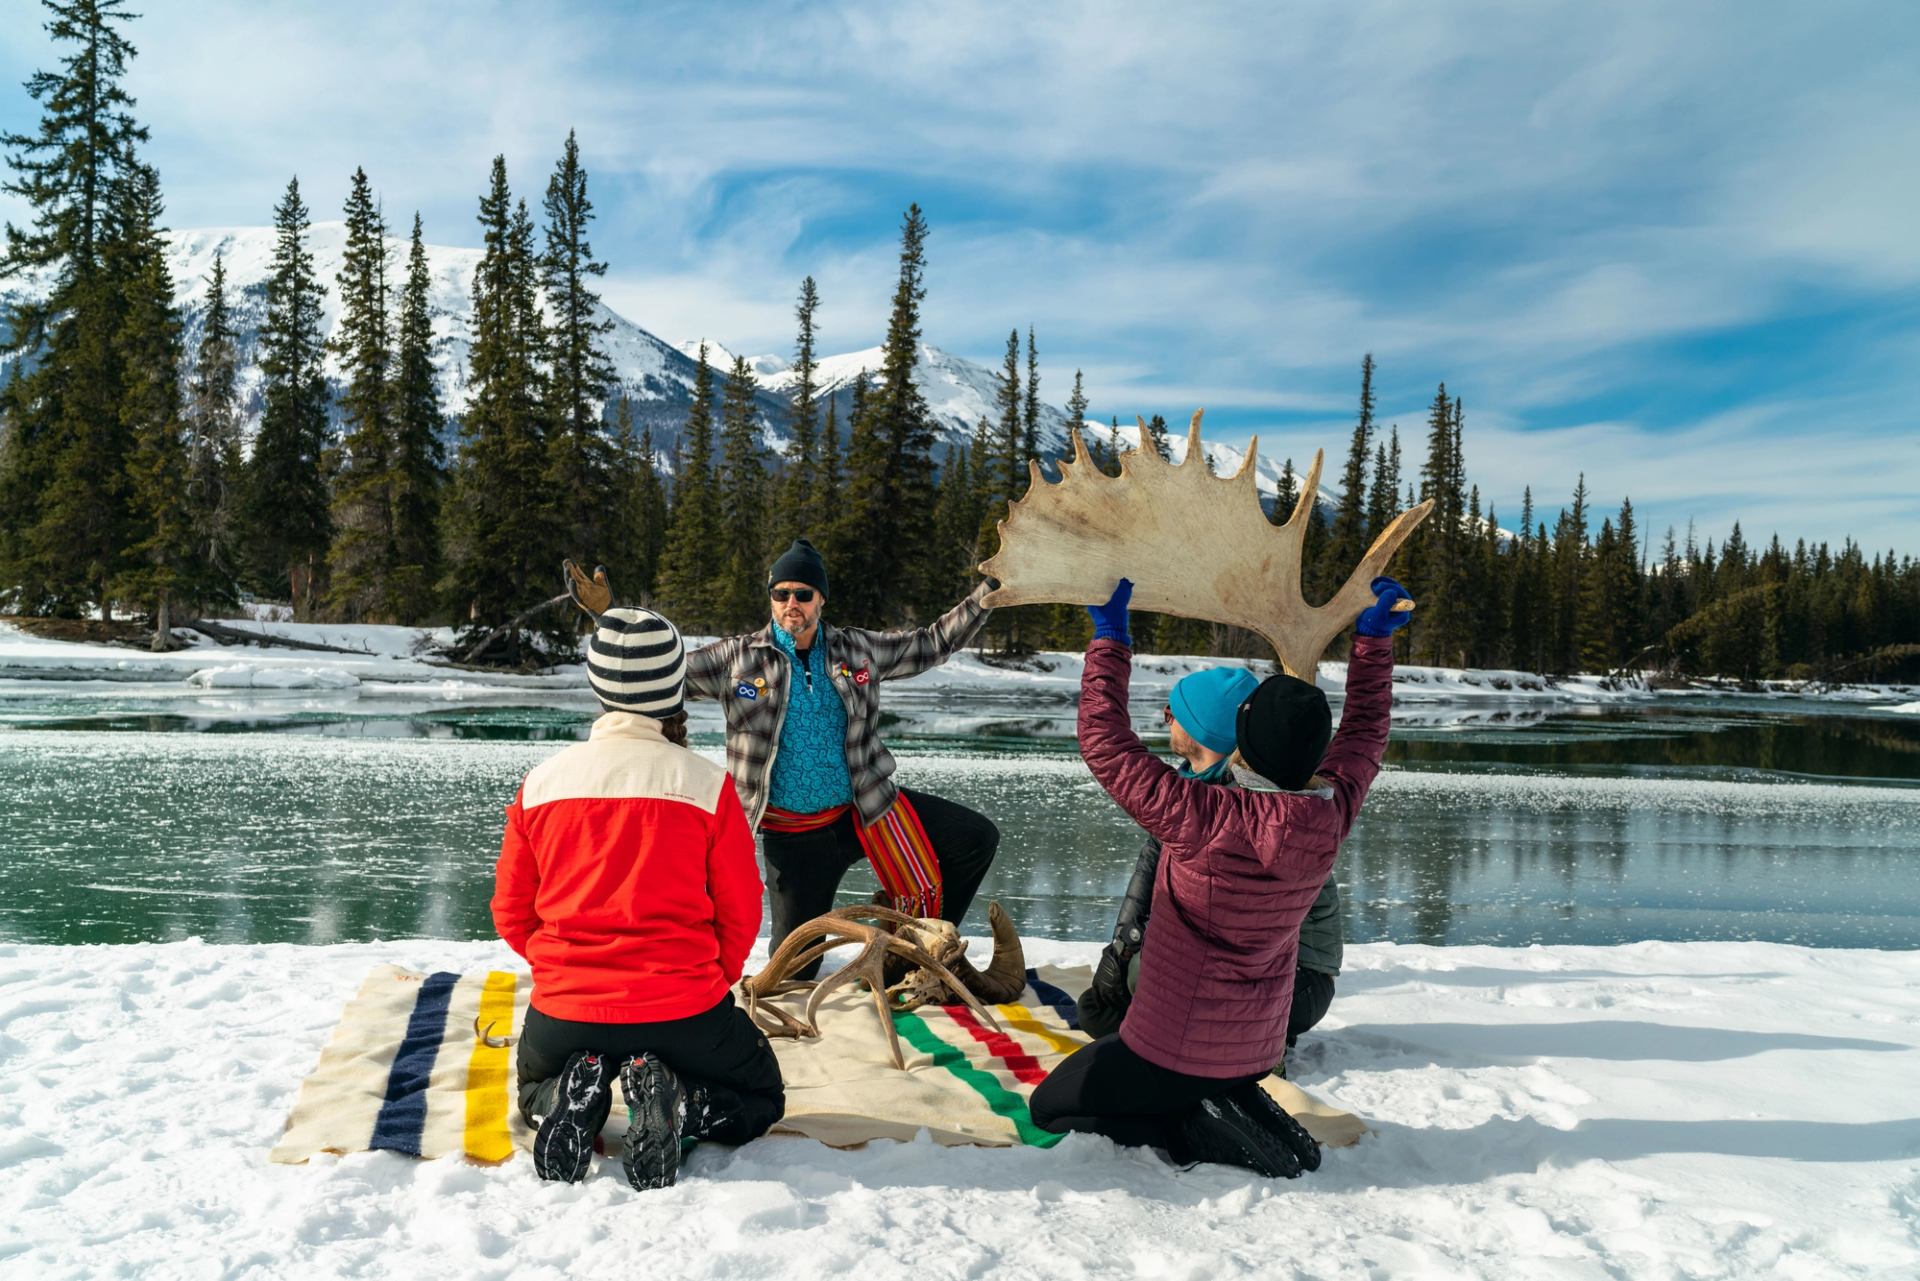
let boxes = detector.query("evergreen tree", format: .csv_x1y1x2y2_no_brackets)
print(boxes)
181,249,243,613
716,355,768,629
1366,424,1402,546
441,159,553,659
779,275,821,537
836,205,939,623
606,396,665,598
1324,352,1376,584
106,158,192,647
1548,474,1590,674
656,343,722,630
995,328,1023,505
245,176,331,616
325,166,397,620
540,129,618,569
0,0,149,615
389,212,445,620
1065,369,1089,444
1023,324,1040,464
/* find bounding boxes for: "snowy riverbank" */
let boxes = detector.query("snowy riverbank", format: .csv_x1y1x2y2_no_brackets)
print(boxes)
4,616,1914,717
4,936,1916,1280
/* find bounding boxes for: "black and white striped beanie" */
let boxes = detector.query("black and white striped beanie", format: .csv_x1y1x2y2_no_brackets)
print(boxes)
586,607,686,719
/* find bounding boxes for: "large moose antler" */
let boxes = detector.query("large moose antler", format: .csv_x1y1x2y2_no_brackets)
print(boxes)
979,411,1432,680
741,901,1027,1070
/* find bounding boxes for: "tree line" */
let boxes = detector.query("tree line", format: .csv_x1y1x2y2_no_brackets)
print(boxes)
3,0,1913,683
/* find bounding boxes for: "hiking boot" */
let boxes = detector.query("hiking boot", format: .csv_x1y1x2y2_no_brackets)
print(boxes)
1228,1081,1322,1175
531,1051,613,1183
619,1052,684,1191
1171,1094,1310,1179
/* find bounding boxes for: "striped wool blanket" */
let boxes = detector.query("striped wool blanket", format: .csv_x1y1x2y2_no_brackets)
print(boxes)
270,963,1365,1164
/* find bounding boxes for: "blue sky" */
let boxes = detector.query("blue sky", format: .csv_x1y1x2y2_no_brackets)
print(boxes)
4,0,1917,552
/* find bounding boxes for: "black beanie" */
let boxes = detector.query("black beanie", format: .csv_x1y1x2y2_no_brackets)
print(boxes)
767,538,829,597
1235,673,1333,790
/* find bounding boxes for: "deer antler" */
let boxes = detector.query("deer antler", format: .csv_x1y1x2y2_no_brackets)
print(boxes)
740,904,1015,1070
979,410,1433,680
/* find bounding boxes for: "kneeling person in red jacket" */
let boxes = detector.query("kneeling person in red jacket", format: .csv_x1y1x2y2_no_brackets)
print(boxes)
492,606,783,1190
1030,576,1408,1177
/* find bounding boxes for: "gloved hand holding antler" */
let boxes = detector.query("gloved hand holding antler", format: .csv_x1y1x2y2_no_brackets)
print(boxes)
563,559,612,620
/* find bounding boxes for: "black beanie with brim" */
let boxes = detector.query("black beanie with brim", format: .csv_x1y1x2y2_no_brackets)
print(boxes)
767,538,828,597
1235,673,1333,790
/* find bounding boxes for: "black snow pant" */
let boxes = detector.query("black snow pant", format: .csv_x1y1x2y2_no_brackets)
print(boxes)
759,786,1000,980
515,991,785,1145
1028,1033,1265,1150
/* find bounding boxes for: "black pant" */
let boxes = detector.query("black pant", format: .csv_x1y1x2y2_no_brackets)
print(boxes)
516,992,785,1145
1028,1033,1264,1149
760,786,999,979
1287,967,1336,1046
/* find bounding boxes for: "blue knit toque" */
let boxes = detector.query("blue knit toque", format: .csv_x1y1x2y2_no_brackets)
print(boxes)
1168,666,1261,755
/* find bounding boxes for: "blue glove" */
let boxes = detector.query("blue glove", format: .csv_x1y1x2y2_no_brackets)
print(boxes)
1088,578,1133,646
1356,576,1412,638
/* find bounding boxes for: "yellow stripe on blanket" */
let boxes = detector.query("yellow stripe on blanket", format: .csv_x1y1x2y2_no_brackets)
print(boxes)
463,971,518,1162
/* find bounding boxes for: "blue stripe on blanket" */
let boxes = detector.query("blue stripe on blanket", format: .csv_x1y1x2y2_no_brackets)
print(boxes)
370,970,459,1156
1024,969,1080,1031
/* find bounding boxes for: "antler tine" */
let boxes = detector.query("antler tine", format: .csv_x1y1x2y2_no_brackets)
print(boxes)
1186,408,1205,458
1069,424,1093,469
1322,498,1435,622
1284,449,1325,530
1131,416,1166,468
1225,433,1261,488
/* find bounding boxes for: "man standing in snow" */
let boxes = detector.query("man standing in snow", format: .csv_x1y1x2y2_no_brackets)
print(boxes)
1077,663,1346,1064
570,541,1001,970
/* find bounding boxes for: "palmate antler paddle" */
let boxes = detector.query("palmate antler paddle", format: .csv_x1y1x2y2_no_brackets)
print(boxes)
979,410,1430,681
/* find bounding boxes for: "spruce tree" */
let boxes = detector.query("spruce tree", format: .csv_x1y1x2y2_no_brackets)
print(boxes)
182,249,243,613
1143,413,1172,461
245,176,331,616
656,343,722,630
995,328,1023,505
837,205,939,624
107,159,192,647
1366,423,1402,541
716,355,768,629
1023,324,1040,464
441,159,553,658
388,213,445,620
540,129,618,569
325,166,397,620
1324,353,1376,585
780,275,822,538
1064,369,1089,446
1549,475,1589,674
0,0,149,615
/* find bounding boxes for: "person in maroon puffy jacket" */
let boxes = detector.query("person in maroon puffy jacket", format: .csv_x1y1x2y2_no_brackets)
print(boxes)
1030,575,1409,1177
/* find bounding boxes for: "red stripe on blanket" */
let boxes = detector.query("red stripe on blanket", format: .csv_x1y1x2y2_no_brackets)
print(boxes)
943,1004,1048,1085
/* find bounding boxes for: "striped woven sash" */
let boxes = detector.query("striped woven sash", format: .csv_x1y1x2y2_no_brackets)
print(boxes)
762,794,944,918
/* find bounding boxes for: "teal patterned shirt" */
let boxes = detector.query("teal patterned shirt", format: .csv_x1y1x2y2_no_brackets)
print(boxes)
766,622,855,813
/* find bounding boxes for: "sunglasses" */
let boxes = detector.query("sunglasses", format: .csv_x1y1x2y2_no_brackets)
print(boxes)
769,587,817,603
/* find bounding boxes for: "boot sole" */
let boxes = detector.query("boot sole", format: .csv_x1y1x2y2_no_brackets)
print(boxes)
532,1054,611,1183
621,1055,683,1191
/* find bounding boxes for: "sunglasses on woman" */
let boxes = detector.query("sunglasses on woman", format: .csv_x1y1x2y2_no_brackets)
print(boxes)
769,587,817,603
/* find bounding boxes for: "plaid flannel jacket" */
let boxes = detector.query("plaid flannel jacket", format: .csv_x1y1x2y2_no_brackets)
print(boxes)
685,581,994,830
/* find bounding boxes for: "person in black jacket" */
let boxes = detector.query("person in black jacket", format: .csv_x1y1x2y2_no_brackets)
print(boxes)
1077,664,1345,1064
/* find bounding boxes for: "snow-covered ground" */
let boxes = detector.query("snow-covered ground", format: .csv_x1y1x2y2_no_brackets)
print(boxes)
3,936,1916,1280
11,616,1909,715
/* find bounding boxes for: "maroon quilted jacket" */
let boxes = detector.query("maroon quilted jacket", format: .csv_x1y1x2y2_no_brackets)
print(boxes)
1078,635,1394,1077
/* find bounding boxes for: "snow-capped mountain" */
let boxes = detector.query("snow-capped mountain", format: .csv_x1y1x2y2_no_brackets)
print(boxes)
0,223,1334,509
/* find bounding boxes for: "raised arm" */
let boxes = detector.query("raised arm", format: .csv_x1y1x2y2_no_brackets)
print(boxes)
1076,581,1230,846
866,578,995,682
1316,577,1407,834
683,636,736,701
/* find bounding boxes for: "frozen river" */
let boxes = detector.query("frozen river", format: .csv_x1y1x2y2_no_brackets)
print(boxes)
3,685,1917,948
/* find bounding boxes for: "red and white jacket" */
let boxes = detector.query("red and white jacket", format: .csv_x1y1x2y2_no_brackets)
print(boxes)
491,712,762,1023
